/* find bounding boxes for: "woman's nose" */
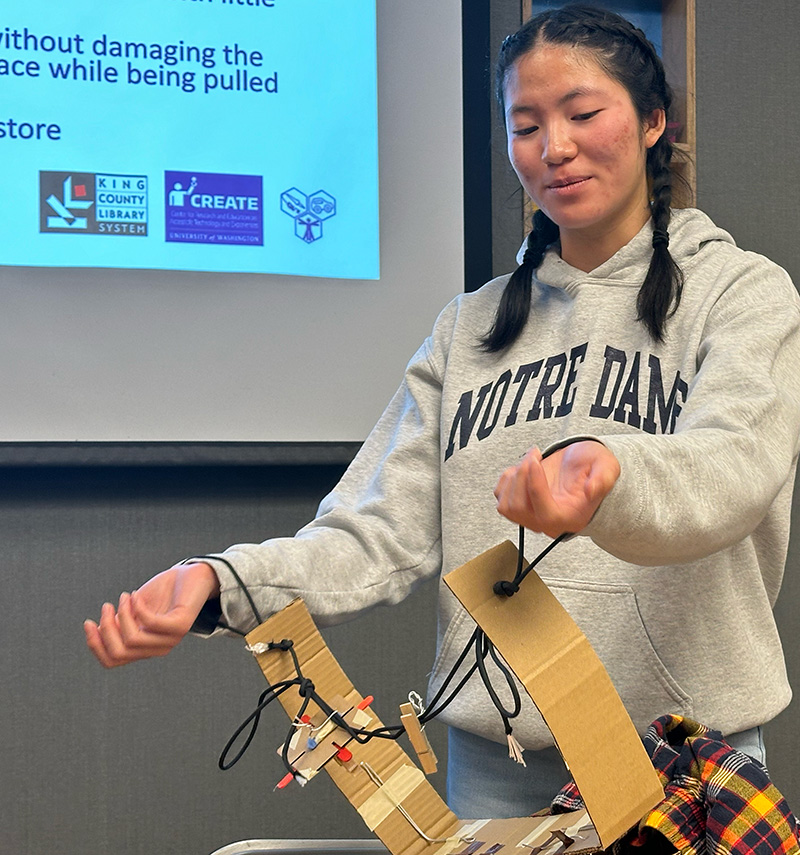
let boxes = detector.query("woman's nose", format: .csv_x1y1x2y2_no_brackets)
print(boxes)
541,123,577,164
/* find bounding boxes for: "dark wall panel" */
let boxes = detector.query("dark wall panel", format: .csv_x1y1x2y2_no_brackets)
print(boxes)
696,0,800,806
0,466,444,855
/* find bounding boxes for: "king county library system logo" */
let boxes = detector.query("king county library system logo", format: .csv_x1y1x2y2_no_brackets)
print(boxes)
39,172,149,236
280,187,336,243
165,170,263,246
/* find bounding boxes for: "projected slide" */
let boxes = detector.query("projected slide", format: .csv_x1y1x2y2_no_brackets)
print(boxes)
0,0,379,279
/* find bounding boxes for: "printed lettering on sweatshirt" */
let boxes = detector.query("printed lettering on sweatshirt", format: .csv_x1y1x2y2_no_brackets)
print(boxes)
444,342,688,460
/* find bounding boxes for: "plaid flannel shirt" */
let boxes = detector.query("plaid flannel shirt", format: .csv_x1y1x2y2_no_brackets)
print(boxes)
551,715,800,854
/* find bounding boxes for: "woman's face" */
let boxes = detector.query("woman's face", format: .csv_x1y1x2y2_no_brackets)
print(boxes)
503,43,665,260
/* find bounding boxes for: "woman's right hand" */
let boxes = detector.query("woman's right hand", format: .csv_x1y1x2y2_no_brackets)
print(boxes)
84,562,221,668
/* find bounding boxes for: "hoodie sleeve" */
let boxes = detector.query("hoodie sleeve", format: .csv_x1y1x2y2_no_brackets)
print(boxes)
195,304,457,635
582,253,800,566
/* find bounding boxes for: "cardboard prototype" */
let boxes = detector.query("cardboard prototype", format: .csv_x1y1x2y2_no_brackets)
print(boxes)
283,694,368,779
246,600,462,855
443,540,665,849
247,599,604,854
245,539,665,855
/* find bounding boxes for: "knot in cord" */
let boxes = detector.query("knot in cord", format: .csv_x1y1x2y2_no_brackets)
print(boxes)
298,678,315,697
270,638,294,651
493,579,520,597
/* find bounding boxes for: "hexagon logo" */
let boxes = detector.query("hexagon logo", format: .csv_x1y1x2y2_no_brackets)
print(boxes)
295,213,323,243
280,187,307,218
281,187,337,243
308,190,336,220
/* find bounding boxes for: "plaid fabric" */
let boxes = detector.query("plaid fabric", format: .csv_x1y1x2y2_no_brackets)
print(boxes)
551,715,800,854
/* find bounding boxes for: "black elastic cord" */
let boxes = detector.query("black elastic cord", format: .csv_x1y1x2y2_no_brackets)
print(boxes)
219,638,298,769
220,636,405,774
418,626,481,724
215,619,247,638
189,554,264,626
474,630,521,729
217,525,566,772
219,680,294,769
493,528,569,597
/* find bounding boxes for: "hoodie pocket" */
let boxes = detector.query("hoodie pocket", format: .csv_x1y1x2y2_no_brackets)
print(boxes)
546,577,692,727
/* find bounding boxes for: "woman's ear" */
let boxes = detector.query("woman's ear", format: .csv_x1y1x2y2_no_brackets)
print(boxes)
643,107,667,148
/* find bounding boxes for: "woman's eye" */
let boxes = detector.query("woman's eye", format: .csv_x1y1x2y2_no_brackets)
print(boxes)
573,110,601,121
513,126,538,136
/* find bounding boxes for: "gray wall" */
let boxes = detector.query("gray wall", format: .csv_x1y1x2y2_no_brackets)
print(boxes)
0,464,446,855
3,3,800,855
695,0,800,804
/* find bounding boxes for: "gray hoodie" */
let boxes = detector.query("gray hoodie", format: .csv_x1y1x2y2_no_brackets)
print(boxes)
204,208,800,749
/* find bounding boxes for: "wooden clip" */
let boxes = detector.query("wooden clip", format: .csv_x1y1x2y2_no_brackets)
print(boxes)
399,702,438,774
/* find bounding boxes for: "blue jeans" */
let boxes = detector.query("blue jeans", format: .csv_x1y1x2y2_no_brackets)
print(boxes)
446,725,766,819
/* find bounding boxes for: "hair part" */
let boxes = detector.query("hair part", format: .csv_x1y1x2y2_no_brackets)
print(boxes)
481,3,684,353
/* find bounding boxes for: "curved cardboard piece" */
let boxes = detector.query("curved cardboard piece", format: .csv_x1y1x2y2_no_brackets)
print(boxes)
443,540,664,849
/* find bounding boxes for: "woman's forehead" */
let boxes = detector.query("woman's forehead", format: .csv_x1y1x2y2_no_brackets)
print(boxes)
504,44,626,107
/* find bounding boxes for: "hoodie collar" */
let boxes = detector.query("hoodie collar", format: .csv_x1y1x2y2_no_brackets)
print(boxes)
516,208,736,294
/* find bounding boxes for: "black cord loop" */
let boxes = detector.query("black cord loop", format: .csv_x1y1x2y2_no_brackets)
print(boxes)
494,527,570,597
216,523,566,773
188,554,264,626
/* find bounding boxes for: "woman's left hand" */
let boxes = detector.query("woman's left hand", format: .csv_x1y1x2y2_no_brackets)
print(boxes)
494,441,620,538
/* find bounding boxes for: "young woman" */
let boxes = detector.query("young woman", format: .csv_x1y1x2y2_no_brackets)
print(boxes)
86,5,800,819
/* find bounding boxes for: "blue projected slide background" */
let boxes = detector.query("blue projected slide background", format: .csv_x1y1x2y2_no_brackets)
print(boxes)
1,0,379,279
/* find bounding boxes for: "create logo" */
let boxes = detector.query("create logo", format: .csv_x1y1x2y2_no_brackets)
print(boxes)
165,170,263,246
280,188,336,243
39,171,149,236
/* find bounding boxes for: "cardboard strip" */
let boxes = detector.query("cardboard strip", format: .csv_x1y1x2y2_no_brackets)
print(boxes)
452,814,600,854
246,599,462,855
430,839,465,855
518,815,560,847
358,764,427,830
434,818,489,855
443,541,664,849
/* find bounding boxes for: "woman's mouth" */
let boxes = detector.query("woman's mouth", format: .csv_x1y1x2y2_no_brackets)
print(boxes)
547,176,592,194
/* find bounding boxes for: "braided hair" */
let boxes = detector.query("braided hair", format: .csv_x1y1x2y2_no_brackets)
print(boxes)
481,4,684,352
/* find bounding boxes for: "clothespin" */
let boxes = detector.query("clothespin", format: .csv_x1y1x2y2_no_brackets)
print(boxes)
351,695,374,728
399,701,438,774
332,741,357,772
274,772,296,790
274,770,309,790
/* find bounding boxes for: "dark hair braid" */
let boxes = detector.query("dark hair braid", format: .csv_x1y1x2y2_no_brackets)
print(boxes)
483,4,684,352
639,134,684,340
481,209,559,352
